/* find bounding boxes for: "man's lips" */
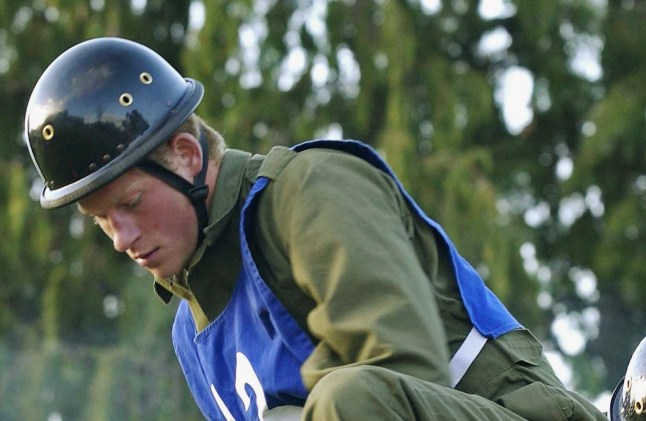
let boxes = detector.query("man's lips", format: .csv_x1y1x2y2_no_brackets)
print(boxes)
133,248,159,267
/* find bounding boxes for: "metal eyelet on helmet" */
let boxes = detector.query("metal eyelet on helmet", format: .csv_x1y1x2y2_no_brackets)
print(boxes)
42,124,54,141
119,93,133,106
140,72,153,84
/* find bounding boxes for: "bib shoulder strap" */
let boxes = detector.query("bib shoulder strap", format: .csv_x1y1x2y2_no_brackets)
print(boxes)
257,146,298,181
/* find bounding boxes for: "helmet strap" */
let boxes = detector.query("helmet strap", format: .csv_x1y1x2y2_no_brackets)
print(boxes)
138,130,210,247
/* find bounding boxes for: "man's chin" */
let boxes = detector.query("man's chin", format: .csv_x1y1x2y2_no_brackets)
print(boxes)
147,267,179,280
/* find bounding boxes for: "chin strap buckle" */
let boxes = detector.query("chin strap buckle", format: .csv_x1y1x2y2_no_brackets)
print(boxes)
188,184,209,204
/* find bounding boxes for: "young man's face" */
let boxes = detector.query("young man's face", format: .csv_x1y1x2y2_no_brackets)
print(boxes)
78,168,199,279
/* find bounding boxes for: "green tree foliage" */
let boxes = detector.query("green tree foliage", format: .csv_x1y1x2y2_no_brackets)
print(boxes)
1,0,644,417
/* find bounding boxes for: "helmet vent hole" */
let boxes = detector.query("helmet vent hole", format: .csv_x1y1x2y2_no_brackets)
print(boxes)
140,72,153,84
43,124,55,141
119,93,133,106
635,399,644,414
627,378,633,392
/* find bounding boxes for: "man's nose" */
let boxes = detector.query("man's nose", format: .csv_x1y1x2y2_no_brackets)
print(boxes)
110,214,140,253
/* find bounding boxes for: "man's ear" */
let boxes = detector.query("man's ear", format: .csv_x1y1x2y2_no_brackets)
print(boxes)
167,132,204,178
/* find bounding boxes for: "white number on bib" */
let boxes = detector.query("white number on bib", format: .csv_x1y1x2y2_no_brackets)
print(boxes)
210,352,268,421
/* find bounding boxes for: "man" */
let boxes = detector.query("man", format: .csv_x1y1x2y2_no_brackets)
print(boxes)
25,37,606,420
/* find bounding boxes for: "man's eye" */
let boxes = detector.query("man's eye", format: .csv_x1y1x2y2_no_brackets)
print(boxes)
123,193,142,209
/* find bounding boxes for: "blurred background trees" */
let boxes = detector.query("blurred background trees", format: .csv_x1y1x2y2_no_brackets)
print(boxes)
1,0,644,418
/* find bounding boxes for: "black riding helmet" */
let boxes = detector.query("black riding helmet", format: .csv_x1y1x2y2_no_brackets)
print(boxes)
25,37,211,244
610,337,646,420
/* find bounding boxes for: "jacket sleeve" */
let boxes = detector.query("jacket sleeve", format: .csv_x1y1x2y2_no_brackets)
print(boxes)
254,148,452,391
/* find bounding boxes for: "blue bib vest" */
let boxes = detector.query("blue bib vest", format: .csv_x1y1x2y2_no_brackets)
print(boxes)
172,140,522,420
